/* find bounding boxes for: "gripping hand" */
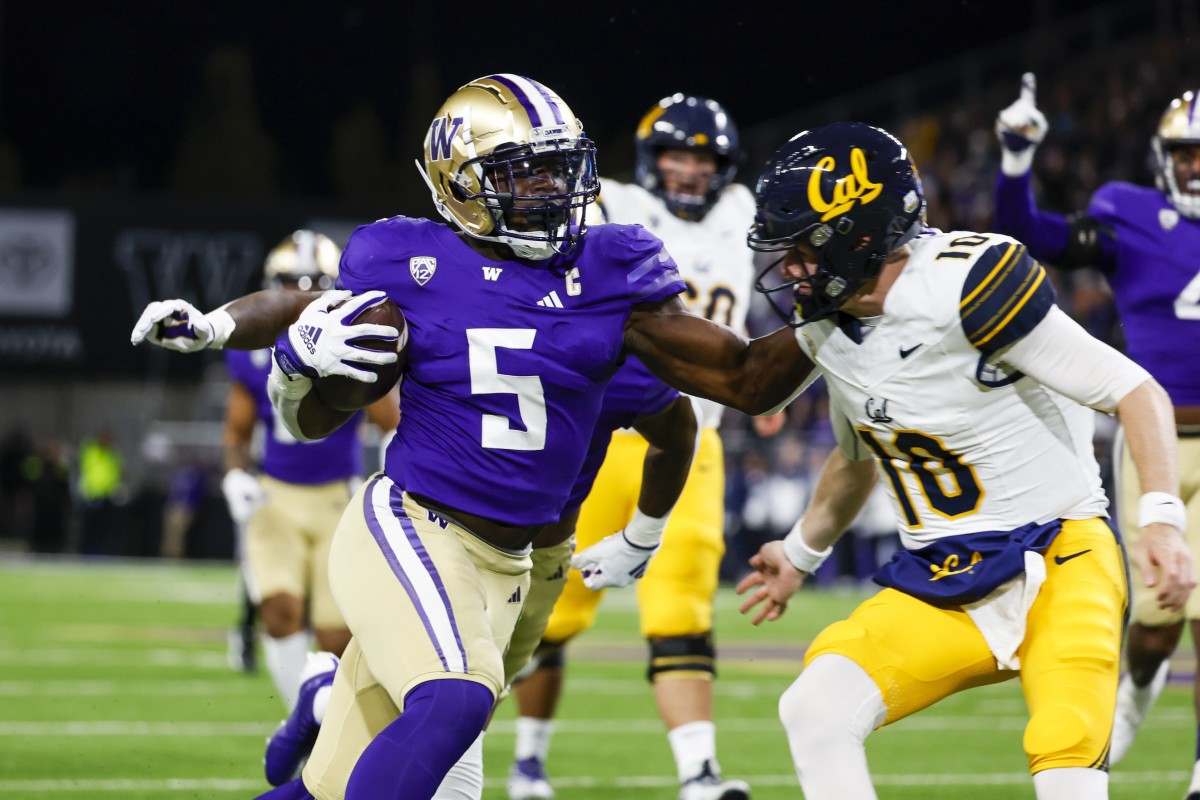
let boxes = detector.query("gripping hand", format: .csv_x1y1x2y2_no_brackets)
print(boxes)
995,73,1048,176
272,290,399,383
221,468,266,526
130,299,234,352
570,531,659,590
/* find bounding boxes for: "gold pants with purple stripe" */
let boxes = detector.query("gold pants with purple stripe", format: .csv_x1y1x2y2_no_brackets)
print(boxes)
302,475,530,800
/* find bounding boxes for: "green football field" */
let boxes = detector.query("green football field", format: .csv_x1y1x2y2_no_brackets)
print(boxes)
0,557,1194,799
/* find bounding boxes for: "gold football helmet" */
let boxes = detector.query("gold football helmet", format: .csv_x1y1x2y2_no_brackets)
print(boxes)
262,230,341,290
1152,89,1200,218
416,74,599,261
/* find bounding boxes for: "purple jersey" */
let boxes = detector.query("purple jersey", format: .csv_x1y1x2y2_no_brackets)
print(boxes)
225,348,364,484
338,217,685,526
995,173,1200,406
563,356,680,511
1086,183,1200,406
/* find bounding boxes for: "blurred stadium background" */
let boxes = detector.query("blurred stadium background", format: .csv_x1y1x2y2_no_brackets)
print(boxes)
0,0,1197,796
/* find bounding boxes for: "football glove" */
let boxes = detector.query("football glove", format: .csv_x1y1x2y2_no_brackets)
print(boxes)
130,299,235,352
221,467,266,526
271,289,399,383
570,530,659,590
995,72,1048,177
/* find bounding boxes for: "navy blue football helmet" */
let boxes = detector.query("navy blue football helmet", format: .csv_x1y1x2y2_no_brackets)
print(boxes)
749,122,926,325
634,94,743,221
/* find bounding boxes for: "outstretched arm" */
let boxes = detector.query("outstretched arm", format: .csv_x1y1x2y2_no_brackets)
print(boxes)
625,297,815,415
737,449,877,624
223,290,322,349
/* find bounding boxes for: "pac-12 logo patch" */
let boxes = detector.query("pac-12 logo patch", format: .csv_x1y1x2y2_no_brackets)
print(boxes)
410,257,437,286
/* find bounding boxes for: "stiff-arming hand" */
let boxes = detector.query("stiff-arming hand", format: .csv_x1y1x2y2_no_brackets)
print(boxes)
130,299,234,352
570,531,659,590
221,468,266,526
995,72,1048,176
736,540,807,625
272,290,399,382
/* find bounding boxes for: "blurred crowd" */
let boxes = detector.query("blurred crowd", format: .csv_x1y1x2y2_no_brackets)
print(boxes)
1,23,1194,585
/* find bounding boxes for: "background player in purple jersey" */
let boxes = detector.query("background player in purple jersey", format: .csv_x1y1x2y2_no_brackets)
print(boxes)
995,75,1200,795
132,74,807,800
222,231,399,710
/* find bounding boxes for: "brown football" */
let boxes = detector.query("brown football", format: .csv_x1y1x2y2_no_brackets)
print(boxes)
313,298,407,412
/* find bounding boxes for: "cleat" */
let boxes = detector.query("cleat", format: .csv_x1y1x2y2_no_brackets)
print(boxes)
263,652,338,786
679,760,750,800
507,756,554,800
1109,660,1169,766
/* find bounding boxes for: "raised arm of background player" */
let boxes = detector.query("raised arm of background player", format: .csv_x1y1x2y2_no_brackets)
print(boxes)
134,288,815,436
993,72,1116,270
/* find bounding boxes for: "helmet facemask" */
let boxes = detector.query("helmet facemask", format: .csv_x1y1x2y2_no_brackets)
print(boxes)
1153,139,1200,219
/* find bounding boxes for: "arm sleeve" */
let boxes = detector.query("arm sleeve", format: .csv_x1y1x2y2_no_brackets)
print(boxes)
993,171,1072,262
994,172,1117,271
994,305,1151,414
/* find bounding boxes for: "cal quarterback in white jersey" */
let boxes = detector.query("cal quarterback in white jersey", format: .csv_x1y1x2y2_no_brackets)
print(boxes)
510,95,757,800
735,122,1194,800
802,229,1109,548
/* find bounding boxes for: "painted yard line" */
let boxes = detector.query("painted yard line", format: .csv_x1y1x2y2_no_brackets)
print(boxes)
0,648,228,668
0,771,1189,793
0,677,778,698
0,680,262,696
2,712,1194,736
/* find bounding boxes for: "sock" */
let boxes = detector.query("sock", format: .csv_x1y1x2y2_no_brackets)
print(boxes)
514,716,555,763
345,679,493,800
668,720,717,783
1032,767,1107,799
254,777,316,800
1188,757,1200,793
779,654,885,800
264,630,313,710
434,732,484,800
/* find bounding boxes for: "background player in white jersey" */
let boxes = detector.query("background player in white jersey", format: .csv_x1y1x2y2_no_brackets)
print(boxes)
994,75,1200,794
130,75,815,800
510,94,756,800
736,122,1194,800
222,230,399,709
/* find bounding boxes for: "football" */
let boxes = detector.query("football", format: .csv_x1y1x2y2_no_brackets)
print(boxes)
312,297,407,412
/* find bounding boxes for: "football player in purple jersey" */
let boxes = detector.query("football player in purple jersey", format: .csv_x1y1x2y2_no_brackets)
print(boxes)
222,231,399,710
995,75,1200,795
132,74,805,800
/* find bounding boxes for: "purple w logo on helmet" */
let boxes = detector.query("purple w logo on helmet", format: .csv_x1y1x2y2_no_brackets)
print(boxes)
428,116,464,162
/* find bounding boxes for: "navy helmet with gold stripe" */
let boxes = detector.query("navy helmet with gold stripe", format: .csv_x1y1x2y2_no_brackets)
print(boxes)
749,122,926,325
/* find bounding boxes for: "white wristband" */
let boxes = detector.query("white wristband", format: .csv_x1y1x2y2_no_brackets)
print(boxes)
1138,491,1187,531
623,508,668,549
206,307,236,349
782,520,832,574
999,147,1036,178
267,357,316,442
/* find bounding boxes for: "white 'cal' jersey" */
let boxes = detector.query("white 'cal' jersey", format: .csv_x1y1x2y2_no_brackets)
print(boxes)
594,180,756,429
793,230,1108,549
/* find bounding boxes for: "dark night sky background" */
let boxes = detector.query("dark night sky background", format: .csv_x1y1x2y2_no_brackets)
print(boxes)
0,0,1120,201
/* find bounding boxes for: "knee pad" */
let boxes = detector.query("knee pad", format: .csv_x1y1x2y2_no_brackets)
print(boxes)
647,633,715,683
1025,704,1093,768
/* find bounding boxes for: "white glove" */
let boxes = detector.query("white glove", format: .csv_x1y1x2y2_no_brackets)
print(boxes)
570,531,659,590
221,467,266,526
130,299,235,352
995,72,1049,177
272,289,400,382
